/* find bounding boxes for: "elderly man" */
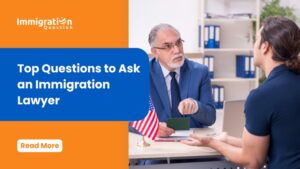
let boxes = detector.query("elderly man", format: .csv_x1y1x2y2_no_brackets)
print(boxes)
148,24,216,137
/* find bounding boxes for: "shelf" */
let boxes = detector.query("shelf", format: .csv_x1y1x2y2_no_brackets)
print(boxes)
184,53,203,58
203,48,253,52
211,78,257,83
201,0,260,101
204,18,256,23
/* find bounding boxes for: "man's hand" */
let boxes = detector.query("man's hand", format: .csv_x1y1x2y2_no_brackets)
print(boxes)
178,98,198,115
181,134,213,146
158,122,175,137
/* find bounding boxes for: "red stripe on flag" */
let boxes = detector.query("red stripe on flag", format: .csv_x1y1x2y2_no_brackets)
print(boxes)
148,115,159,140
143,112,156,136
130,98,159,140
140,111,154,135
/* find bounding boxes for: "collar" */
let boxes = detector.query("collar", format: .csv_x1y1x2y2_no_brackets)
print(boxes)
266,64,288,81
159,61,181,78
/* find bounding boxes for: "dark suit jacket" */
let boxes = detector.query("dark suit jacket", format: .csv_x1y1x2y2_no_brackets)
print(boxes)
150,58,216,128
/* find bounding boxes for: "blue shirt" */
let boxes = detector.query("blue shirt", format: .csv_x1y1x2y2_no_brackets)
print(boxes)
245,64,300,169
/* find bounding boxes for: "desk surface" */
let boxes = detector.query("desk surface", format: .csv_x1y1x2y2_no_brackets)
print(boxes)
129,110,224,160
129,125,223,160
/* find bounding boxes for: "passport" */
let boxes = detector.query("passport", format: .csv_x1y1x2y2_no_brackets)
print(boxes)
167,117,190,130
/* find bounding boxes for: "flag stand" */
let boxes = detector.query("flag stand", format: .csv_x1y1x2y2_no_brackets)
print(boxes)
137,136,150,147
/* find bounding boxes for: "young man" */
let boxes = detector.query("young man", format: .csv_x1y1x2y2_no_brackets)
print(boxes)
148,24,216,137
183,16,300,169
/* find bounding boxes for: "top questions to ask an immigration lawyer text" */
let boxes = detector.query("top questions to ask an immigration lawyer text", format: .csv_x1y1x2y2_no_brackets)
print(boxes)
17,63,141,108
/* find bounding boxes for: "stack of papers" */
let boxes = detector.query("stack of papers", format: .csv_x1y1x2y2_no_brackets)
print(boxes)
155,130,193,142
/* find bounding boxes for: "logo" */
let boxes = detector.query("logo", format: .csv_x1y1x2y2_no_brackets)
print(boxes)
16,17,73,30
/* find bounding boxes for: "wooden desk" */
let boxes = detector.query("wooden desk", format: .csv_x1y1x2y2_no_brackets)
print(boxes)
129,110,224,160
129,127,222,160
128,111,241,169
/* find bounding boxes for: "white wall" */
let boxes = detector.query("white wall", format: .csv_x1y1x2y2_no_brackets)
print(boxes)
280,0,300,24
129,0,300,53
129,0,200,53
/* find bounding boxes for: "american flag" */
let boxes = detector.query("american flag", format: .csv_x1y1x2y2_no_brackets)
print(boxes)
130,98,159,140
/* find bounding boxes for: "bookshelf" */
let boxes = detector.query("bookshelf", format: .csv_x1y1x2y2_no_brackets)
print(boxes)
189,0,261,110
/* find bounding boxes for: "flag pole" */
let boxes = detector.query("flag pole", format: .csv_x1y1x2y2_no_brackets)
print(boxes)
137,136,150,147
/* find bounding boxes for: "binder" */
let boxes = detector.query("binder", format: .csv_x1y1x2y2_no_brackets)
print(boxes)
204,26,209,48
203,55,214,78
249,56,255,78
212,85,224,109
209,56,214,78
202,25,220,49
211,87,214,106
213,85,219,108
219,86,224,109
245,55,250,77
199,25,209,48
214,25,220,48
236,55,249,78
207,25,215,48
236,55,256,78
198,25,201,47
203,55,209,66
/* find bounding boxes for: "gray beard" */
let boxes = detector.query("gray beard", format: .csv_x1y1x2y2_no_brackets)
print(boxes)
168,56,185,69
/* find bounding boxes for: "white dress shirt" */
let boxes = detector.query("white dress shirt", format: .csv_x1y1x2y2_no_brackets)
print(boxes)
159,63,180,108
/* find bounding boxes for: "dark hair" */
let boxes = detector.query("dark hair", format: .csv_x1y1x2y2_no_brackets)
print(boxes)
260,16,300,73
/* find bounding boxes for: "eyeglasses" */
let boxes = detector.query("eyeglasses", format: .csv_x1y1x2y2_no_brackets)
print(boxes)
153,39,184,51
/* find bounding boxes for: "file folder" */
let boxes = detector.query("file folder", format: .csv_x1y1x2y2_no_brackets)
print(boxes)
212,85,225,109
198,25,202,47
219,86,224,109
214,25,220,48
202,25,220,48
236,55,249,78
236,55,255,78
249,56,255,78
199,25,209,48
213,86,219,108
207,25,215,48
204,26,209,48
203,55,214,78
209,56,214,78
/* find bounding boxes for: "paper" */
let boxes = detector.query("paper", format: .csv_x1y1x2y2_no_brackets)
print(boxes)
171,130,192,137
155,130,193,142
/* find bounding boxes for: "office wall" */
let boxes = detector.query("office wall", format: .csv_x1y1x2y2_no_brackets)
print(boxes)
280,0,300,24
129,0,200,53
129,0,300,53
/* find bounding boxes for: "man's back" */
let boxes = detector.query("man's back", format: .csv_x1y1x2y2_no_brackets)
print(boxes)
245,65,300,169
